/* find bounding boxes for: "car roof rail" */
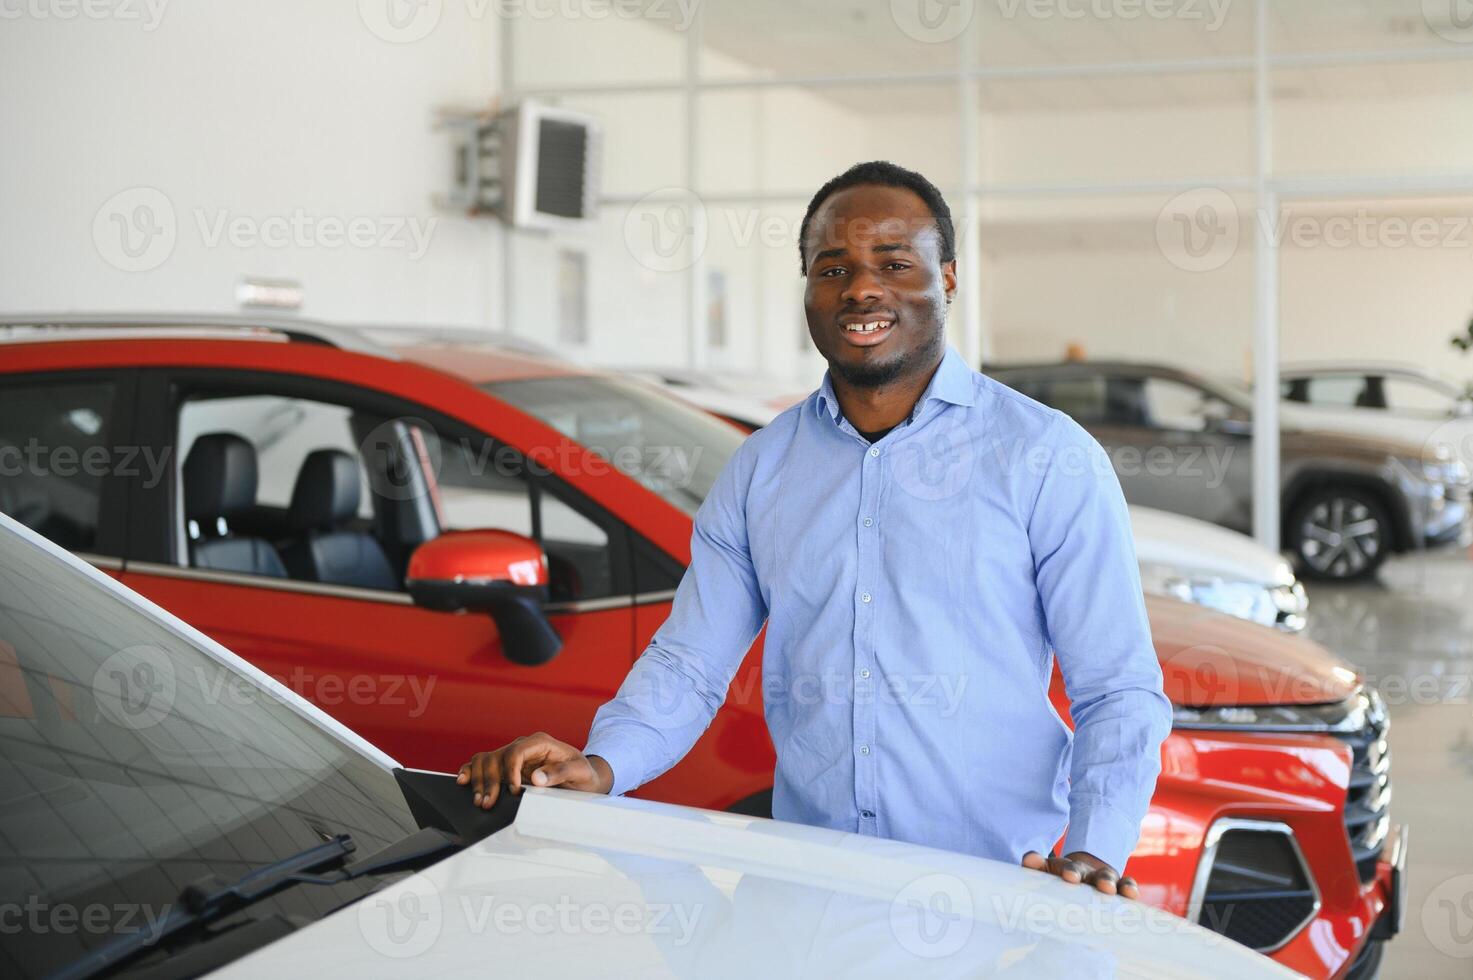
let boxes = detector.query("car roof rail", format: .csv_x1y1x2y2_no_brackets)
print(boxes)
0,312,398,359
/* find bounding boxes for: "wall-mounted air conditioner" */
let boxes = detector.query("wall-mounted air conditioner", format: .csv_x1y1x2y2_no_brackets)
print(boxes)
443,101,601,231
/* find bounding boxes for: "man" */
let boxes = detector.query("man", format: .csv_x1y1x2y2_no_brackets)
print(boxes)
459,161,1173,897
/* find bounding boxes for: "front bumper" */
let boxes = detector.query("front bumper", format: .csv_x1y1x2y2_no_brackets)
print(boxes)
1419,486,1472,548
1139,727,1402,980
1370,823,1407,942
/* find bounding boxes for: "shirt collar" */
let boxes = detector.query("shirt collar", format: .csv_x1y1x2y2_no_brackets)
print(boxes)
814,345,977,423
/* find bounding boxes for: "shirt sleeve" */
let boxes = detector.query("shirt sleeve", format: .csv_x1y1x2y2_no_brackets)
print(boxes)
1028,415,1173,873
583,439,769,798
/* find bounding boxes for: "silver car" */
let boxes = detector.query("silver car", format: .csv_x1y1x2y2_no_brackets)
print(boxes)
986,360,1473,581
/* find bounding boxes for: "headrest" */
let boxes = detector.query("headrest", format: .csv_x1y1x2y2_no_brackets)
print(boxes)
183,433,259,520
289,449,362,530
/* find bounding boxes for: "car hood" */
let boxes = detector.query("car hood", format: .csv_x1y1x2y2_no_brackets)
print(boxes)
1129,506,1293,586
214,788,1294,979
1146,594,1359,706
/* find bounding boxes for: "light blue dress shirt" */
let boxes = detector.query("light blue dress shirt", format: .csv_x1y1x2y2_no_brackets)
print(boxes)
585,346,1173,872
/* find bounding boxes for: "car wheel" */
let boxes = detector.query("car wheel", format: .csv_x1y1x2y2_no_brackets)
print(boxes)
1288,487,1391,581
1342,938,1384,980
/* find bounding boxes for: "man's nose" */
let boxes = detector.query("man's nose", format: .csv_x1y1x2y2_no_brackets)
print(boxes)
842,268,884,305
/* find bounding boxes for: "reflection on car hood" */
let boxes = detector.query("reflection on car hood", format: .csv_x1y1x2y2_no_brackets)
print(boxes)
1129,506,1292,586
1146,594,1359,706
215,788,1295,979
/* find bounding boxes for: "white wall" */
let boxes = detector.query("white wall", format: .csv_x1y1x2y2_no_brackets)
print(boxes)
0,2,504,326
6,7,1473,389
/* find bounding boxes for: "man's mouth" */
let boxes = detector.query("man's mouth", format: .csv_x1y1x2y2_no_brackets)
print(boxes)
838,315,896,347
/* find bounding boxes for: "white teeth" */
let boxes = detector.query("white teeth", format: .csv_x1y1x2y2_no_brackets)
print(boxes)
845,321,891,334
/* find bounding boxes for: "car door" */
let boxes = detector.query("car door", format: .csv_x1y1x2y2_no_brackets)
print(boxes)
0,369,136,580
118,367,635,775
1085,373,1248,528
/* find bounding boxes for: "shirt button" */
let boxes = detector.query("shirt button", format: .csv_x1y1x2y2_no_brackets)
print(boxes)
869,447,880,457
863,517,873,527
860,809,875,819
859,668,871,679
860,592,872,603
859,745,871,756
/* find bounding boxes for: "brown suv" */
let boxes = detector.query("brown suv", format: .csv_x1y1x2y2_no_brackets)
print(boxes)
986,360,1473,580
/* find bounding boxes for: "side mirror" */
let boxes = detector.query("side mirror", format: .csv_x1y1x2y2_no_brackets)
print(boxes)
1202,400,1250,435
406,530,562,666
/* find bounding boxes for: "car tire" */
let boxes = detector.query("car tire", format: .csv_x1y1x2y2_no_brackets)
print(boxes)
1342,938,1384,980
1287,486,1392,582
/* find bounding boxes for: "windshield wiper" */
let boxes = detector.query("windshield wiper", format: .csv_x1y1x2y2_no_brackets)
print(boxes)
51,828,460,980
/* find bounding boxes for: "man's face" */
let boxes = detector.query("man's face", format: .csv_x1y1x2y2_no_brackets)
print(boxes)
803,184,956,389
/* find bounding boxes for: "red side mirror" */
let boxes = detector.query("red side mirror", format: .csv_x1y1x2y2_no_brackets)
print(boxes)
406,530,561,666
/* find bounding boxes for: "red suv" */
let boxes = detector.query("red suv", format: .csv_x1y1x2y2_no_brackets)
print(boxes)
0,315,1402,978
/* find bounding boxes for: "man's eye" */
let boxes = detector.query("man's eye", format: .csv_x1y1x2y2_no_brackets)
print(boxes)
819,267,846,277
885,262,911,271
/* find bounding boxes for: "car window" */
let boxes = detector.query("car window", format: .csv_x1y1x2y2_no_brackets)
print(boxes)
175,392,396,590
179,395,374,519
0,380,119,556
1382,376,1458,417
1141,377,1233,432
484,375,745,517
1303,374,1370,409
415,427,619,603
0,523,420,979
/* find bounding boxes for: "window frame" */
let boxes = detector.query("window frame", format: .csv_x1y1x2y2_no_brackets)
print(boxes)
131,367,640,606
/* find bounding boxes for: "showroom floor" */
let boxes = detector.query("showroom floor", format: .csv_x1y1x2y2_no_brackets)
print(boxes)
1302,546,1473,979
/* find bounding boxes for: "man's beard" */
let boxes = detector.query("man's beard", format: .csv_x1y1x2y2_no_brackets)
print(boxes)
828,328,945,390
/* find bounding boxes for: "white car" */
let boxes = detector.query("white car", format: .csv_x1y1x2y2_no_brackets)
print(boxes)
1,512,1297,980
1130,505,1307,633
633,373,1310,632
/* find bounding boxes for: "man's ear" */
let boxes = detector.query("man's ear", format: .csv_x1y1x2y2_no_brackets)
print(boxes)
942,259,958,304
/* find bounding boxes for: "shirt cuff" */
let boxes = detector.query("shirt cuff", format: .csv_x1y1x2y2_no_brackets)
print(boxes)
1061,803,1142,874
582,736,639,798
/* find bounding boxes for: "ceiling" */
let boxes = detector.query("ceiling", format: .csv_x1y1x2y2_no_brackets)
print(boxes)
668,0,1473,111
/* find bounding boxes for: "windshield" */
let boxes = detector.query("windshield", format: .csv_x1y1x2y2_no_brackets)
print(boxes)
0,524,420,979
485,375,748,516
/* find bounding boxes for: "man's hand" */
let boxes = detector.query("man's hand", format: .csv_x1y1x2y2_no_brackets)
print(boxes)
1021,850,1138,899
456,732,614,810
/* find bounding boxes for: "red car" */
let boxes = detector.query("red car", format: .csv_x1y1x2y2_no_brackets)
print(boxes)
0,315,1402,978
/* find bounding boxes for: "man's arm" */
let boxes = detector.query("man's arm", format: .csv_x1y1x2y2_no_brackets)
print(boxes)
459,439,768,806
1025,416,1173,887
583,440,768,797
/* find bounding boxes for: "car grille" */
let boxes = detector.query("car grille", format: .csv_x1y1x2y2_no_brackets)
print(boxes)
1194,823,1319,953
1333,688,1391,883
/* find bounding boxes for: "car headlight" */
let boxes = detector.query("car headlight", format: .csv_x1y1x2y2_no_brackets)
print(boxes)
1174,687,1376,732
1418,446,1472,488
1139,564,1306,632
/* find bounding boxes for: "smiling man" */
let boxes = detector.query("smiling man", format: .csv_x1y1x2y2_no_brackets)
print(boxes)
460,161,1172,896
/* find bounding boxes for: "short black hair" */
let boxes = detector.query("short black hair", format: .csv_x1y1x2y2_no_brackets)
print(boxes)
797,160,956,275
